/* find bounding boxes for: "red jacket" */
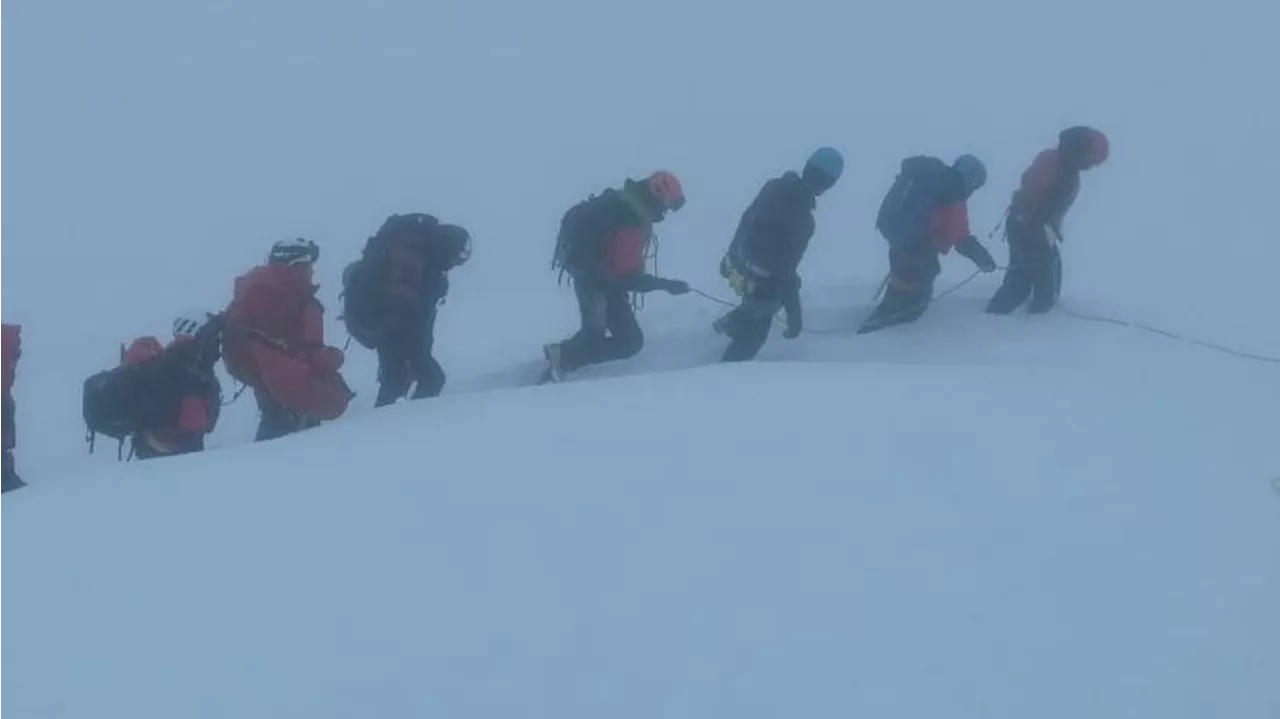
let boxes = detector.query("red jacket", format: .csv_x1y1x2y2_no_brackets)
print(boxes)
3,324,18,453
224,264,350,421
1010,149,1080,232
600,226,647,278
929,202,971,254
2,324,20,397
1009,127,1107,231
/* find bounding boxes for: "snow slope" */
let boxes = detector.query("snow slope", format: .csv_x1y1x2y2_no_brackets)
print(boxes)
4,0,1280,715
4,0,1279,476
4,285,1280,718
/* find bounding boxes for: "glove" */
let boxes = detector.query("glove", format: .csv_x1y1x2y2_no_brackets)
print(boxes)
961,237,997,272
663,278,690,296
783,311,802,339
1045,224,1063,247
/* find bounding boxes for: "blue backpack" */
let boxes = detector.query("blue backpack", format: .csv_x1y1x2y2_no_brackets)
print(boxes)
876,155,951,247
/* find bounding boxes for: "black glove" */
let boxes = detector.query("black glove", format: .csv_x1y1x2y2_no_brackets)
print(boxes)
663,278,690,296
957,235,997,272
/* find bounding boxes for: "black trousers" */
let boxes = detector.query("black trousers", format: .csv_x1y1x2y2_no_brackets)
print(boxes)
1,451,20,492
858,247,939,334
375,307,445,407
987,219,1062,314
719,282,785,362
557,282,643,373
254,388,318,442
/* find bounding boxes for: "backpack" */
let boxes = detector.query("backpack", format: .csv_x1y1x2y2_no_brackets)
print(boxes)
82,356,177,445
552,194,605,277
222,265,316,386
227,265,314,340
341,214,440,349
876,156,952,247
122,336,164,365
340,259,381,349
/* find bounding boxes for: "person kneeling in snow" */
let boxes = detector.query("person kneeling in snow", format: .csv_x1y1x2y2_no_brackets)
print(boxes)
859,153,997,334
714,147,844,361
82,312,224,460
986,126,1109,315
3,323,24,491
222,238,353,441
133,312,224,459
543,171,691,382
341,213,472,407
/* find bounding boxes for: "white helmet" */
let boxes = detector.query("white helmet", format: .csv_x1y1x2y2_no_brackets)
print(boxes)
268,237,319,266
173,310,215,339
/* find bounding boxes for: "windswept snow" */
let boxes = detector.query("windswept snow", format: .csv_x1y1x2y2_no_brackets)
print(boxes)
4,0,1280,716
4,297,1280,718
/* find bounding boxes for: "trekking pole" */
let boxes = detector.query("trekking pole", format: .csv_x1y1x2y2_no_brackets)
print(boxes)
988,208,1010,243
222,382,250,407
870,272,891,305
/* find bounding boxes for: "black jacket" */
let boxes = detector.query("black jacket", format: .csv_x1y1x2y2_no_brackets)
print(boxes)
727,172,818,314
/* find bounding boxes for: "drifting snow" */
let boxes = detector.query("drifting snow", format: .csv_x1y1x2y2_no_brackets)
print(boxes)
5,0,1280,715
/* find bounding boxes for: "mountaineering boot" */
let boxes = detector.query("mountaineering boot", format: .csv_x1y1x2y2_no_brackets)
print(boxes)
712,310,737,336
374,380,404,408
2,451,24,493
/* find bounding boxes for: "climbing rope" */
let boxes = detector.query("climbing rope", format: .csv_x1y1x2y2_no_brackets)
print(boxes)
1056,306,1280,364
691,268,991,336
690,271,1279,365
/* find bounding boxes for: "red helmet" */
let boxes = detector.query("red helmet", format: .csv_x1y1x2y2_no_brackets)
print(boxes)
1085,130,1109,168
1060,126,1109,169
647,171,685,212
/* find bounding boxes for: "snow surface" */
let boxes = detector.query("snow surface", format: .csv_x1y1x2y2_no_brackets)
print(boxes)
4,0,1280,716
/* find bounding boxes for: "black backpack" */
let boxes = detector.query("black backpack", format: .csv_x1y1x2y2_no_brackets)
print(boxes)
340,259,382,350
82,357,178,445
552,194,606,277
341,214,440,348
876,155,952,247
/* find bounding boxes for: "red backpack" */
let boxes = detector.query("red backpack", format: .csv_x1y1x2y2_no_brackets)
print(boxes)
222,264,315,384
122,336,164,366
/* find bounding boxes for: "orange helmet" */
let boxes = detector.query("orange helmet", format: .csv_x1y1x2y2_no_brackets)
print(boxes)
1085,130,1109,168
647,171,685,212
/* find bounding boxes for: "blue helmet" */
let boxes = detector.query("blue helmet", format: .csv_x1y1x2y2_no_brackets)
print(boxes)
805,146,844,183
953,154,987,194
803,146,844,195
